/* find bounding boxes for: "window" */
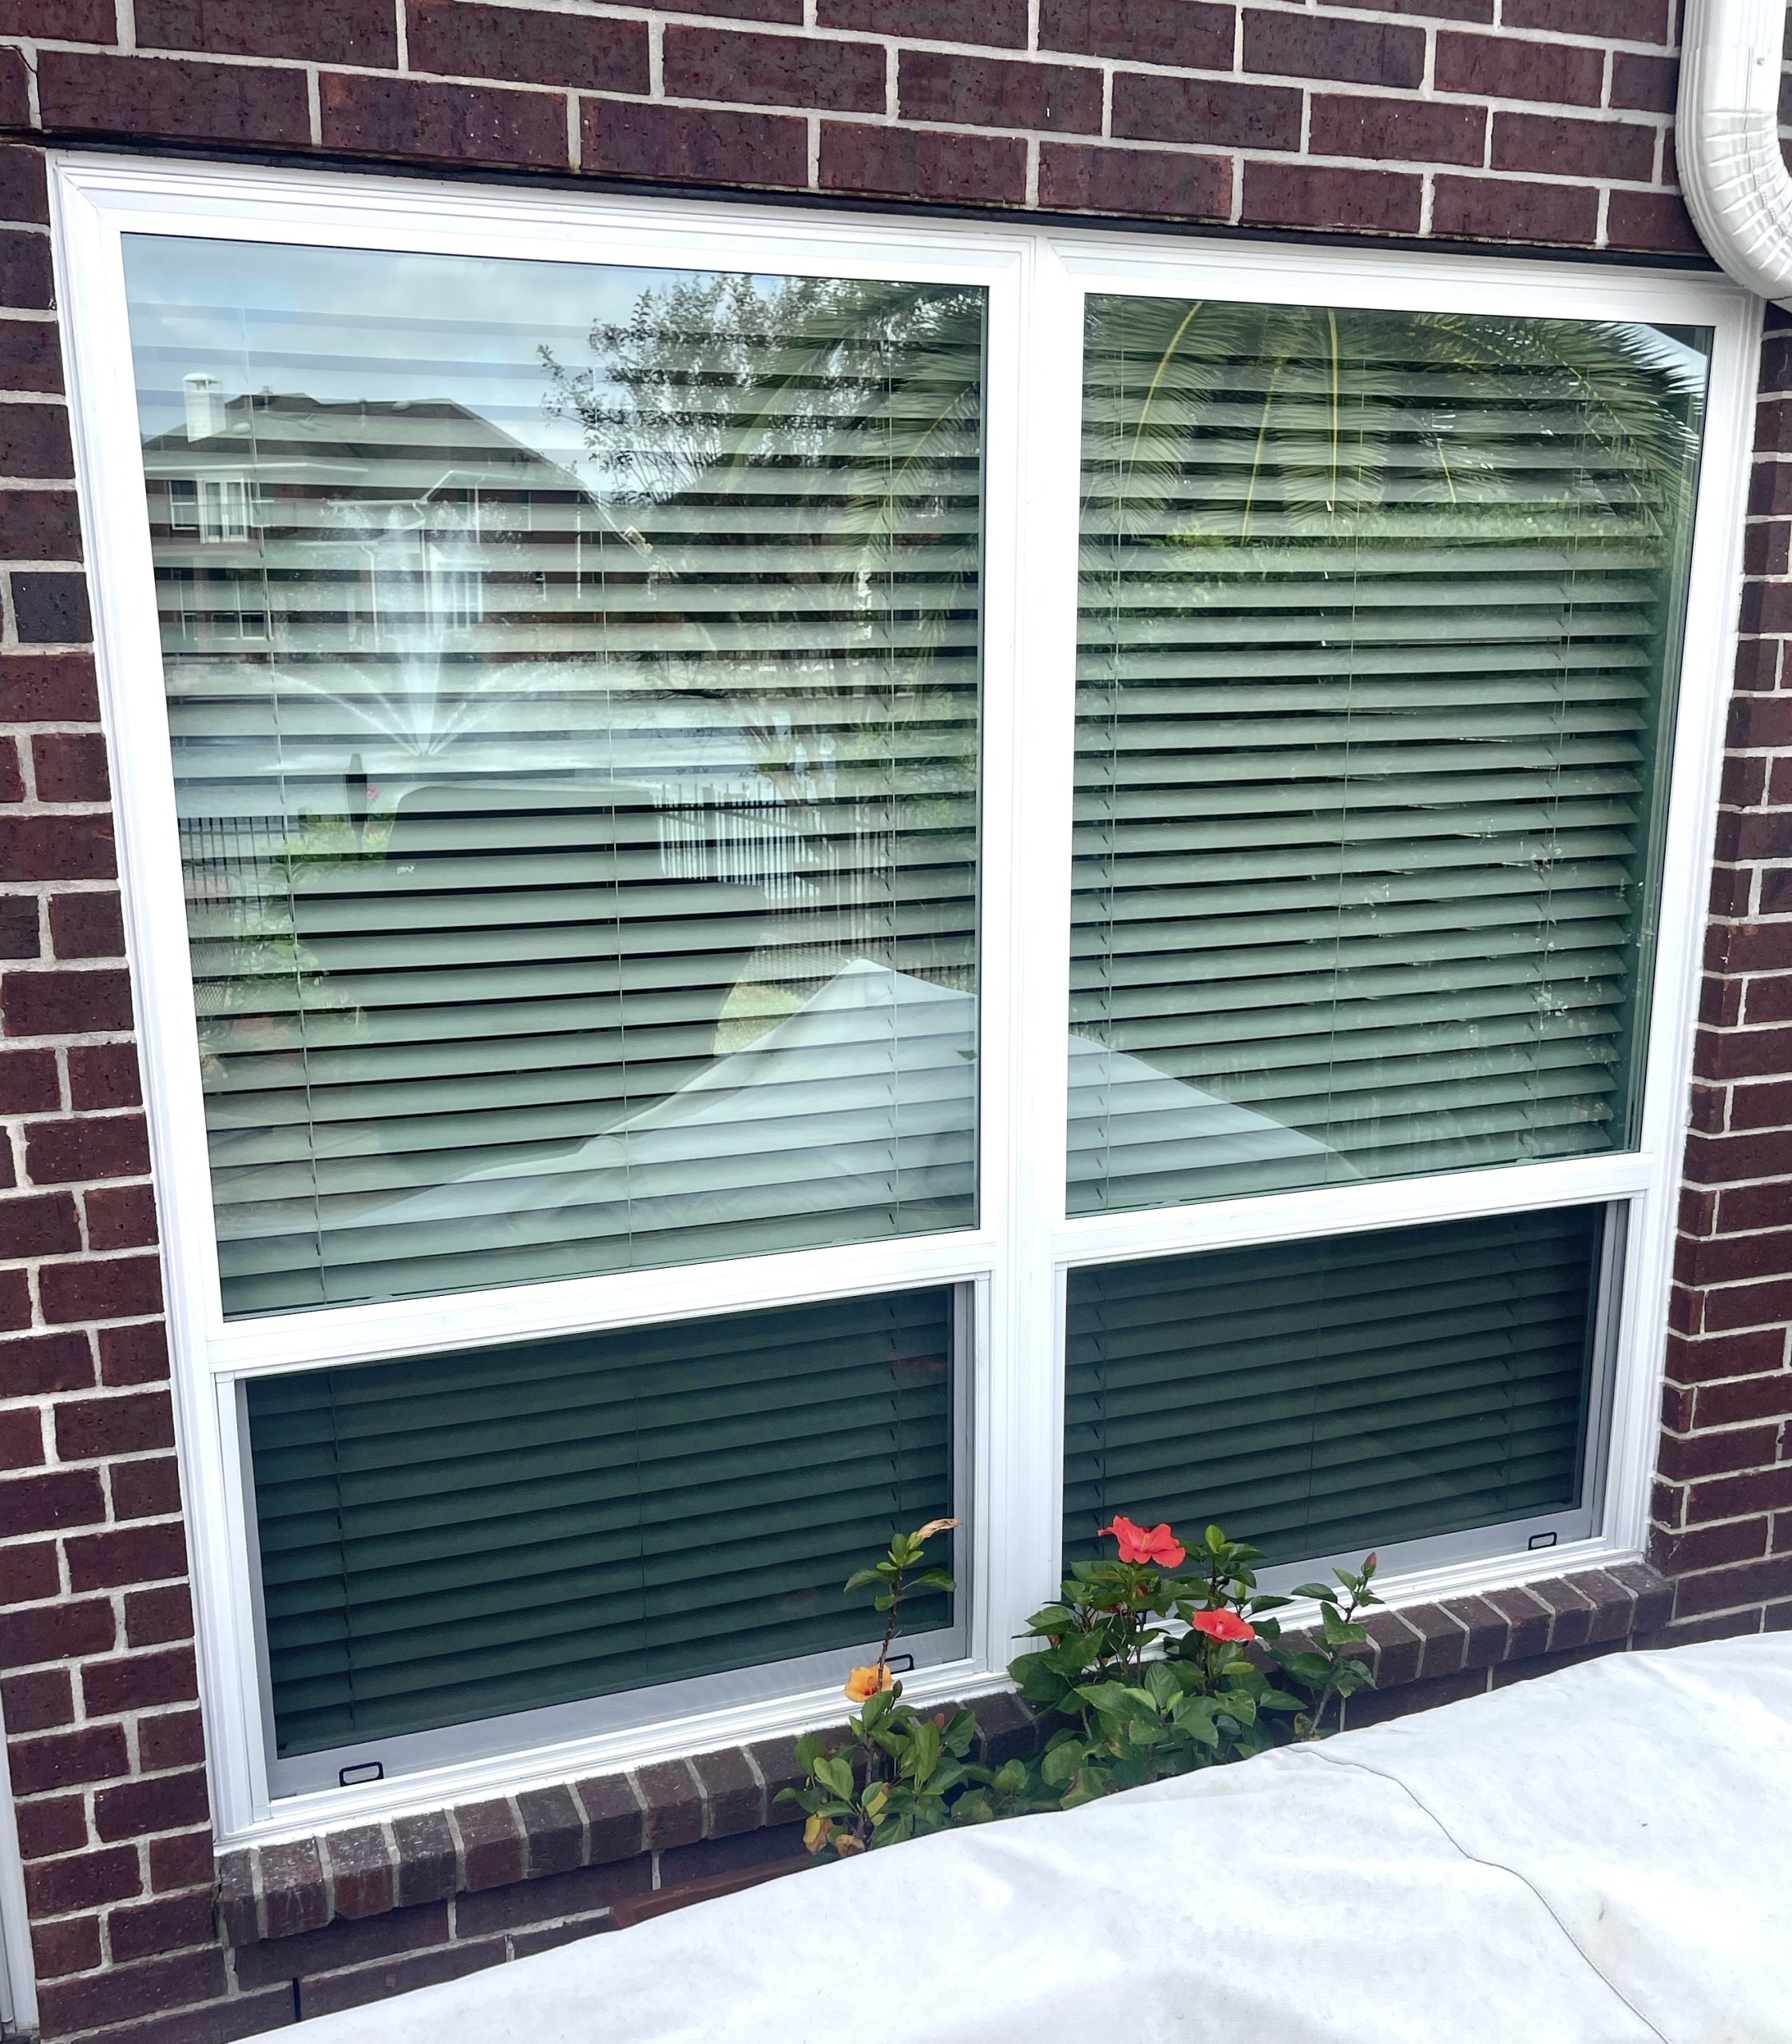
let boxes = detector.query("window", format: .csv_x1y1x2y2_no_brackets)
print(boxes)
57,161,1749,1838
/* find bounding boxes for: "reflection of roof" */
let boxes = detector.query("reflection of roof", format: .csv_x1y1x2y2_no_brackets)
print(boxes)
141,392,589,497
374,961,1344,1253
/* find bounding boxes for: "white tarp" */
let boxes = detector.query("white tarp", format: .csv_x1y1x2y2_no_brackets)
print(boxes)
292,1635,1792,2043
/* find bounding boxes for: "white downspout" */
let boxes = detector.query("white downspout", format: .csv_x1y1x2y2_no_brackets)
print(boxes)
1679,0,1792,305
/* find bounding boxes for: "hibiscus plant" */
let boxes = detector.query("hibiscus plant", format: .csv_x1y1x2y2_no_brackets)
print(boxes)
785,1510,1382,1856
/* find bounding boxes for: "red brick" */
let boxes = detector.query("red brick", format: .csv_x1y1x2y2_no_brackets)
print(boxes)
585,100,808,188
111,1453,184,1520
1308,93,1485,166
0,654,97,723
0,319,65,394
666,0,802,18
0,735,22,802
1747,973,1792,1024
50,889,126,959
0,231,54,313
0,1666,73,1734
0,814,116,883
1243,10,1424,88
1654,1515,1771,1575
1656,1422,1782,1482
0,402,73,479
1112,73,1301,151
54,1388,174,1462
1037,142,1230,220
0,893,38,959
0,1404,42,1468
16,1794,87,1861
1431,176,1600,246
0,0,116,34
1611,50,1678,114
636,1761,702,1849
1667,1325,1788,1385
8,1721,129,1797
1242,160,1422,235
455,1856,648,1935
0,1463,104,1535
137,0,398,63
107,1886,219,1964
125,1582,195,1649
322,1826,397,1921
0,1537,61,1604
1434,31,1606,106
1503,0,1669,37
82,1646,200,1720
1342,1666,1489,1728
0,1330,93,1400
1037,0,1232,68
1700,1272,1792,1333
3,966,134,1036
256,1838,331,1942
37,51,312,148
31,731,109,804
25,1844,142,1917
35,1947,226,2039
31,1913,101,1981
0,1265,28,1326
408,1,647,92
10,571,91,643
69,1040,144,1110
319,73,569,168
819,122,1026,204
900,50,1101,133
1729,691,1792,748
454,1797,526,1890
81,1179,158,1253
573,1774,645,1864
2,1188,80,1254
1696,1372,1792,1428
2,1599,121,1677
0,1045,58,1111
1673,1553,1792,1620
815,0,1026,44
662,24,882,111
94,1765,210,1843
148,1828,213,1895
1490,111,1656,183
98,1320,170,1387
26,1111,149,1185
40,1253,165,1325
66,1519,189,1594
299,1940,506,2021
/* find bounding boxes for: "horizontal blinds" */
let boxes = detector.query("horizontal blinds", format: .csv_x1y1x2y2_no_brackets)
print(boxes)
247,1285,957,1757
1071,298,1707,1214
125,240,984,1317
1064,1205,1604,1568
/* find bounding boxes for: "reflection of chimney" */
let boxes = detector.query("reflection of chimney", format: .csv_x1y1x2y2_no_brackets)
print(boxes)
183,373,224,442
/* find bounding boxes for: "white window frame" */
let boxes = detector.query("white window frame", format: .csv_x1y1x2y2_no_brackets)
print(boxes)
50,152,1758,1848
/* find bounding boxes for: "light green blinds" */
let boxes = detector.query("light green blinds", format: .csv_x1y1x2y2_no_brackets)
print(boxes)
246,1285,957,1757
123,239,984,1317
1072,300,1707,1214
1063,1206,1606,1568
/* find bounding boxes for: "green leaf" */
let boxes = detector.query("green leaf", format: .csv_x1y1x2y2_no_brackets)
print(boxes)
842,1567,882,1594
1293,1583,1338,1602
1040,1741,1083,1787
815,1754,855,1800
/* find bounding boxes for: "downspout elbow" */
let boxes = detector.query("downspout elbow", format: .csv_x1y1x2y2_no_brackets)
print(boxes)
1679,0,1792,307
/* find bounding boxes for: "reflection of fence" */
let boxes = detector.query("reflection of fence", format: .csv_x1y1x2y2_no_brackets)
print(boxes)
655,784,809,902
178,815,288,913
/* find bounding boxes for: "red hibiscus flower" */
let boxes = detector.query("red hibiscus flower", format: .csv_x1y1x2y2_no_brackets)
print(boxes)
1187,1609,1256,1644
1098,1515,1187,1569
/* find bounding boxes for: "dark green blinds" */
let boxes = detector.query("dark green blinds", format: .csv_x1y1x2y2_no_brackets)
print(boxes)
246,1286,957,1757
1072,299,1707,1214
124,238,984,1317
1063,1206,1605,1568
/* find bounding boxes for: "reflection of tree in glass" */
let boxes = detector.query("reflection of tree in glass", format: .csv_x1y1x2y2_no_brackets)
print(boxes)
541,273,985,1023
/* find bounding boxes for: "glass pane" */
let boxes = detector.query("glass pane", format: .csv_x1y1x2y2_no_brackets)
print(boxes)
1063,1206,1607,1568
246,1285,959,1757
125,239,985,1316
1072,299,1707,1213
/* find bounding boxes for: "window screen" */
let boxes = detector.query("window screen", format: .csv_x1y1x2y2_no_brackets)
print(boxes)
125,240,985,1317
1071,299,1707,1214
246,1285,959,1760
1063,1204,1608,1569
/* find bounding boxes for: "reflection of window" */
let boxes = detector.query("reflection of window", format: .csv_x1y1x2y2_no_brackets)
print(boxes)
167,477,198,532
198,475,249,542
94,181,1735,1839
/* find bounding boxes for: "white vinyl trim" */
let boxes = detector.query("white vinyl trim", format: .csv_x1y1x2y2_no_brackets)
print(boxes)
49,151,1759,1847
0,1690,38,2038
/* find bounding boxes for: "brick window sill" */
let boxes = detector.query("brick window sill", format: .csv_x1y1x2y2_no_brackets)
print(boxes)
216,1562,1671,1965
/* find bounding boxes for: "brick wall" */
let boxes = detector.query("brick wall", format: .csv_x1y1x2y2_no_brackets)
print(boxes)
0,2,1786,2042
